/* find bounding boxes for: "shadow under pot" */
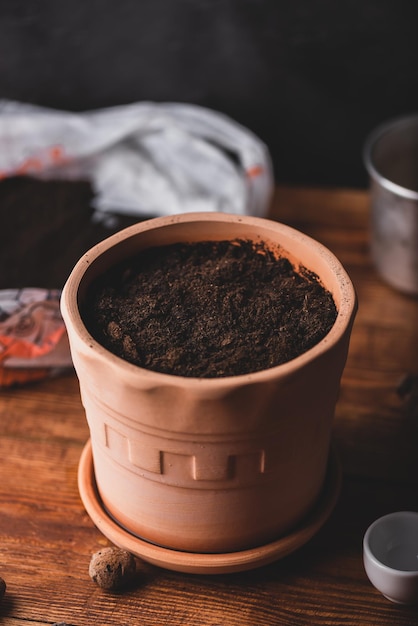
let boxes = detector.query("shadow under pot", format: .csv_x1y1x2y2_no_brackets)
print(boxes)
60,212,357,573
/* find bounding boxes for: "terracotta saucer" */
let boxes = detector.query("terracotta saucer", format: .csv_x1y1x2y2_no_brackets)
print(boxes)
78,439,342,575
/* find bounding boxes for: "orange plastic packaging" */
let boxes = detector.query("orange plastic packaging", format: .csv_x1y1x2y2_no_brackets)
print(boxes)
0,289,72,387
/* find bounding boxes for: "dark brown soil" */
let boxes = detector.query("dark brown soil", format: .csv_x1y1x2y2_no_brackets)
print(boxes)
84,239,338,378
0,177,139,290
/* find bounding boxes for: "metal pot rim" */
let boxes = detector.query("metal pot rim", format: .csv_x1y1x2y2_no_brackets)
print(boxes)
363,114,418,201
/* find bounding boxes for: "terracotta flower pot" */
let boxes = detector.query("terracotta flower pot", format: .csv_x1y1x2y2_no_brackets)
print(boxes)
61,212,357,573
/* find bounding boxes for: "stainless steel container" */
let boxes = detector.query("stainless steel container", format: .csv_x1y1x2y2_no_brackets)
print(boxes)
363,115,418,295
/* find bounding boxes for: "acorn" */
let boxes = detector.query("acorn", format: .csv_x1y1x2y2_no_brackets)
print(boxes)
89,547,138,591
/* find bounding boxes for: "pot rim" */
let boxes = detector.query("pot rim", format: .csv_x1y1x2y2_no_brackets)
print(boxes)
61,212,357,389
363,113,418,201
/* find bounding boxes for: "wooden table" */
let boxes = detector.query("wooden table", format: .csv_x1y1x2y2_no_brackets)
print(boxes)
1,182,418,625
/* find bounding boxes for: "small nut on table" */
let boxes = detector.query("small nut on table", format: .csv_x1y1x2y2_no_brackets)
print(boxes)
89,547,138,591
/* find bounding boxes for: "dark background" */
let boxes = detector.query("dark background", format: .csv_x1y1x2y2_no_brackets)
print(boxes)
0,0,418,188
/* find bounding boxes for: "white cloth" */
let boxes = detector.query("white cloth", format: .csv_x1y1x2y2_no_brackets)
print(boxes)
0,100,274,219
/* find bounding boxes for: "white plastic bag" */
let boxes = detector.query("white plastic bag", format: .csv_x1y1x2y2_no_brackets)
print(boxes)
0,100,274,219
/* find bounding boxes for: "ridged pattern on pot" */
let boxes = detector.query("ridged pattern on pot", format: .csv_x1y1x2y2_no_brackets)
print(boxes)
81,378,324,488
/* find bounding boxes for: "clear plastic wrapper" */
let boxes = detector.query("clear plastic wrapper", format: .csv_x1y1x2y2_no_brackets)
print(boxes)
0,100,274,220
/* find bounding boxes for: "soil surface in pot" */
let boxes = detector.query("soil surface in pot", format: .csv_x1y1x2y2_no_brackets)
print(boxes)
84,239,337,378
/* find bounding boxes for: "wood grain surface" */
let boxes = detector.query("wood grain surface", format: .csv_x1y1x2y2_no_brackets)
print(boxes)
1,182,418,625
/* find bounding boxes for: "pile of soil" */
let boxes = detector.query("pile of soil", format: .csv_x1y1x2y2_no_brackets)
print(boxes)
0,177,138,289
84,239,338,378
